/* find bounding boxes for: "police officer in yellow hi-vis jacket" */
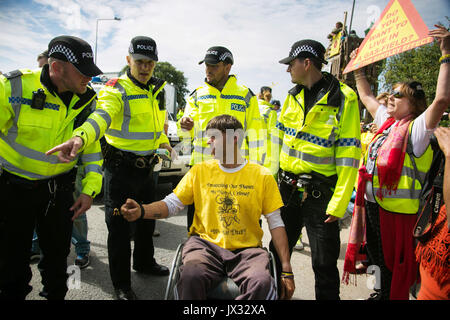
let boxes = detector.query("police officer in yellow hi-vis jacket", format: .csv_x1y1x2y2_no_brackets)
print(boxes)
48,36,171,300
258,86,278,175
179,46,266,229
269,40,361,300
0,35,103,300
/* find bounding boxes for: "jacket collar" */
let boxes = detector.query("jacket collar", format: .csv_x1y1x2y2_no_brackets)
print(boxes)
40,64,96,109
288,72,342,108
126,69,165,95
204,74,237,91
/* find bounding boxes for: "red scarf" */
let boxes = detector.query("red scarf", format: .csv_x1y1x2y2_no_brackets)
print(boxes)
376,115,413,199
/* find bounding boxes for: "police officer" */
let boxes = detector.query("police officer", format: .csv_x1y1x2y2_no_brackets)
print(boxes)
258,86,278,175
180,46,265,166
269,39,361,300
0,35,103,300
37,50,49,68
179,46,266,229
257,86,273,114
48,36,171,300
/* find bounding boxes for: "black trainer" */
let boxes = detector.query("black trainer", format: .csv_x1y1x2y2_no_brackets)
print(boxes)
75,255,90,269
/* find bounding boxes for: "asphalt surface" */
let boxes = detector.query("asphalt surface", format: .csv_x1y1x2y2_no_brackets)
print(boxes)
25,181,378,301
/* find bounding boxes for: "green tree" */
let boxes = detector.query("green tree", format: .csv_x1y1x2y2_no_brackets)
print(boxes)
119,61,189,108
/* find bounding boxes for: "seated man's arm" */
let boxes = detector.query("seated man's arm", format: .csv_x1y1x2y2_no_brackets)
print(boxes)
266,210,295,300
121,193,185,221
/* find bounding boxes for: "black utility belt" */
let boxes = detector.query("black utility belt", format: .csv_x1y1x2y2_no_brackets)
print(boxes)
105,145,158,169
1,168,76,190
279,169,336,199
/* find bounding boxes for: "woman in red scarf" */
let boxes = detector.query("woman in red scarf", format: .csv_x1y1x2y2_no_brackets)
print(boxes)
343,25,450,300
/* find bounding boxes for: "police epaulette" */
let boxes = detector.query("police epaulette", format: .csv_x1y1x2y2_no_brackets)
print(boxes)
105,78,119,87
3,70,23,80
247,88,255,97
189,88,198,96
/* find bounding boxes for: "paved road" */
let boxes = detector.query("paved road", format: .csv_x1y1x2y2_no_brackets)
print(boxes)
26,182,376,301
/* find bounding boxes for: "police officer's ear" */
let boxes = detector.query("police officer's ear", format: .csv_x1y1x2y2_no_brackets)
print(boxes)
224,62,232,74
126,55,132,66
303,58,313,71
49,58,64,76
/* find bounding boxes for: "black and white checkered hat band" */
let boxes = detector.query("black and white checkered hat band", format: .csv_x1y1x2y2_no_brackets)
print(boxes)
129,44,134,53
219,52,233,62
49,44,78,64
291,45,318,58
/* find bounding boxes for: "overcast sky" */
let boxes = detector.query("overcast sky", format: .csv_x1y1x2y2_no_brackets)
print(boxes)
0,0,448,101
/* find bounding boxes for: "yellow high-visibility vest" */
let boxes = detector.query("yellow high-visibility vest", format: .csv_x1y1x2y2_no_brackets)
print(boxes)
74,74,169,156
259,99,278,175
181,75,266,166
366,121,433,214
0,68,102,197
273,73,361,218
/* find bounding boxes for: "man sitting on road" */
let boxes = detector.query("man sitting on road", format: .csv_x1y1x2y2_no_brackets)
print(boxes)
121,115,295,300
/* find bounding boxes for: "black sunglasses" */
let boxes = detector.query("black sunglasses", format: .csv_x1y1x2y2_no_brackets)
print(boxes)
389,89,404,99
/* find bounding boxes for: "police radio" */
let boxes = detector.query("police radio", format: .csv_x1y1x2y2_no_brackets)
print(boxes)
31,89,46,110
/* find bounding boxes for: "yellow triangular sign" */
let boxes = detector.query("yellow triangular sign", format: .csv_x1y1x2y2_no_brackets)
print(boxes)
343,0,433,74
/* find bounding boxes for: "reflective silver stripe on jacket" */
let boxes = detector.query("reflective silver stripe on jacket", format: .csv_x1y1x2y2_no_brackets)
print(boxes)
0,133,75,164
335,157,359,169
372,166,427,187
1,76,77,167
272,135,283,147
193,89,252,132
0,156,56,180
282,143,359,168
107,129,161,140
372,187,422,199
95,108,112,126
5,76,23,143
282,143,334,165
84,164,102,175
81,152,103,163
105,81,162,141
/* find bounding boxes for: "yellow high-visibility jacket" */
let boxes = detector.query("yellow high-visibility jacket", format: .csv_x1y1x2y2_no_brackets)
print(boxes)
74,73,169,156
273,73,361,218
258,99,278,175
181,75,266,166
365,121,433,214
0,68,102,197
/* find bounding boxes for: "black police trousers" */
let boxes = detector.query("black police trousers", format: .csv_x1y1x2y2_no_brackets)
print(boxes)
269,180,341,300
103,162,156,291
0,171,75,300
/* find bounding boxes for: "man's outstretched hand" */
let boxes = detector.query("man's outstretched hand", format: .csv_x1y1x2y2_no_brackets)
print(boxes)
46,136,84,163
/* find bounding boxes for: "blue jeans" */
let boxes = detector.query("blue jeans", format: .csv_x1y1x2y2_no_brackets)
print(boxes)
71,166,90,258
71,213,90,257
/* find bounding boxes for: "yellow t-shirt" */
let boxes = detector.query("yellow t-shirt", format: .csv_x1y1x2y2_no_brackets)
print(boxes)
174,159,284,250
